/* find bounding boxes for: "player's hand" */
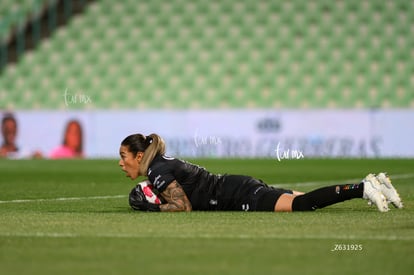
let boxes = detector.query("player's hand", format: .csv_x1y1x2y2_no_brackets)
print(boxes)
129,185,160,212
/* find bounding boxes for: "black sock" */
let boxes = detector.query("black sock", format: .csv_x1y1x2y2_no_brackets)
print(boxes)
292,183,364,211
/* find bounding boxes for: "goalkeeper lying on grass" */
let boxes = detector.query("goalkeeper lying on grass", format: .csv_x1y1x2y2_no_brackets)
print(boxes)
119,133,403,213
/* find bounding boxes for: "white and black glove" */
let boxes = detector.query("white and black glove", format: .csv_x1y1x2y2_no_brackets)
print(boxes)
129,185,161,212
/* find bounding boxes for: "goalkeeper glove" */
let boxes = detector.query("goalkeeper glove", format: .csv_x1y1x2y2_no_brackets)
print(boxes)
129,185,161,212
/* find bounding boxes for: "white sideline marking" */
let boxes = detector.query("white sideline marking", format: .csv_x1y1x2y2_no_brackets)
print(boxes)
0,173,412,204
0,232,413,241
0,195,127,204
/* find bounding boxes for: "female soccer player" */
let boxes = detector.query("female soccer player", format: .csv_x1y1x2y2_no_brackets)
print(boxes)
119,133,403,213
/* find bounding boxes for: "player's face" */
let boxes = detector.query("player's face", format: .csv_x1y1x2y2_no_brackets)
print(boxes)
119,145,143,180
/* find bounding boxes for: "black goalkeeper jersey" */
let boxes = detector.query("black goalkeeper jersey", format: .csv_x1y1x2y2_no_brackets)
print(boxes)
147,154,221,210
147,154,291,211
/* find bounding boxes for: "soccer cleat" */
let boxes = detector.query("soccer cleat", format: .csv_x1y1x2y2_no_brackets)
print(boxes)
376,172,403,209
362,174,389,212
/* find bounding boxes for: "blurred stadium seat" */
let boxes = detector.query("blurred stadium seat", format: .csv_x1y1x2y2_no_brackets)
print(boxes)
0,0,413,109
0,0,46,42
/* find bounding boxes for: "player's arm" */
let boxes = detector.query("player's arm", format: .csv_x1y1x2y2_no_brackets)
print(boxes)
159,180,192,212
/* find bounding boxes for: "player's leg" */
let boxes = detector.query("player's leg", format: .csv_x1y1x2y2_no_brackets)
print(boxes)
290,183,365,211
272,190,305,211
274,193,297,211
274,174,390,212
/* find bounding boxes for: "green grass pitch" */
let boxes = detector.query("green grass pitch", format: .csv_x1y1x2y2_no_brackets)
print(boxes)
0,158,413,274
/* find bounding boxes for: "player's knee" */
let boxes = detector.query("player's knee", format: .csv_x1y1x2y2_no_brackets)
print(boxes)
274,193,295,212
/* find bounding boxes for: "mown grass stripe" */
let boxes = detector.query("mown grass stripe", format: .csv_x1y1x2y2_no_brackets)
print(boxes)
1,232,413,241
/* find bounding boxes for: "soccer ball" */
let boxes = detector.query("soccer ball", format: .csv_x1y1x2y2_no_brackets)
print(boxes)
138,180,162,204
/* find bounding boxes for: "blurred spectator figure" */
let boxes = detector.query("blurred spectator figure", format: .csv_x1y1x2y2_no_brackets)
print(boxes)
50,119,84,159
1,113,19,158
0,112,42,159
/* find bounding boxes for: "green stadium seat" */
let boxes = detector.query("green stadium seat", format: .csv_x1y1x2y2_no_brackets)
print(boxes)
0,0,413,109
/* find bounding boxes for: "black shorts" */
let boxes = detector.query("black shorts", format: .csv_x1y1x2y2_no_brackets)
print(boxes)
216,175,293,211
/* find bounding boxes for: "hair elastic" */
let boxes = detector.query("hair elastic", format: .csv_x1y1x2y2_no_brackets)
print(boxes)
146,136,153,145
